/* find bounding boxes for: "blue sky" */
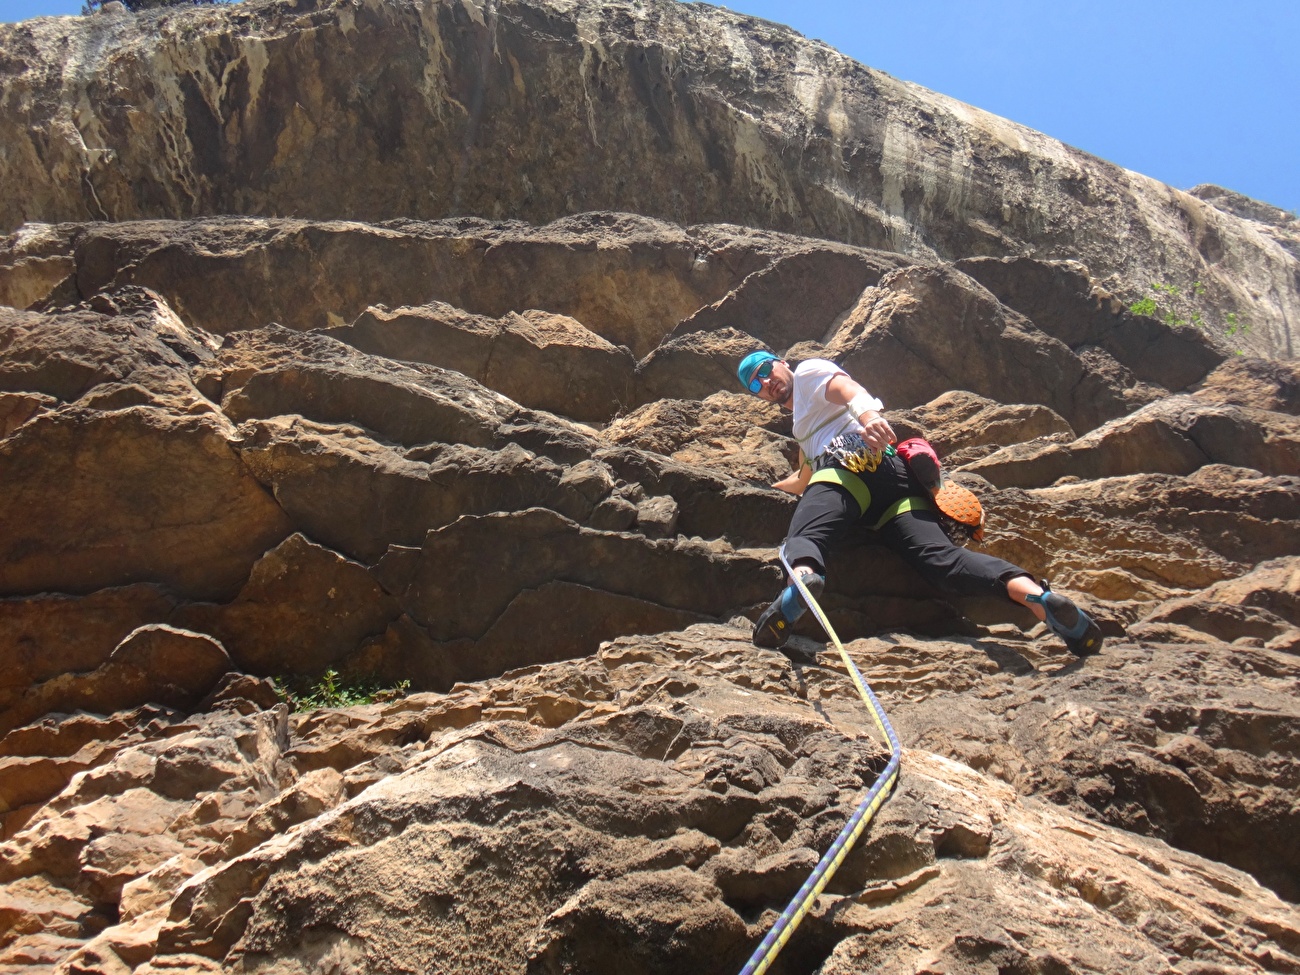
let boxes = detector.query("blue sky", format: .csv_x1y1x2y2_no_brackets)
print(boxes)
5,0,1297,213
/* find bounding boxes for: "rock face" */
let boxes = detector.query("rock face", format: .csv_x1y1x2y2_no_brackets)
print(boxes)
1,0,1298,357
1,210,1298,974
1,631,1298,975
2,2,1299,972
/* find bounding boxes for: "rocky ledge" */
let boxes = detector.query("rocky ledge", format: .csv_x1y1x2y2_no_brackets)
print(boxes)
1,0,1297,356
4,627,1300,974
1,212,1298,973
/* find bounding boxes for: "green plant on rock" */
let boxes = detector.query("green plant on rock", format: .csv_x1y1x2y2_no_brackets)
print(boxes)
1128,280,1249,347
274,669,411,713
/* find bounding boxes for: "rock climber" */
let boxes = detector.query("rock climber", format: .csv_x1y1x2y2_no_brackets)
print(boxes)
736,350,1103,656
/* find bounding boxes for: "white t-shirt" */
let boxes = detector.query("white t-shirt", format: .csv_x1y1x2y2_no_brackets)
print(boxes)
790,359,883,459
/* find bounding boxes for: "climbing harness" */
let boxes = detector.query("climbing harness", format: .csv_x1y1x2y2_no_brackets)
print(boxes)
793,405,866,459
737,544,903,975
809,445,985,546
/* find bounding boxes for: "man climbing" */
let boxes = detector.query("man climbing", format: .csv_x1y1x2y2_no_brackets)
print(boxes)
736,350,1103,656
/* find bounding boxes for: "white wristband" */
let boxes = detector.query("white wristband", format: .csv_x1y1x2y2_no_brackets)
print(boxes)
848,392,882,419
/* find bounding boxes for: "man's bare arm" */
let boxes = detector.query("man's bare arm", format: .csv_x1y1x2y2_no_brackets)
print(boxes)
773,450,813,495
825,373,895,451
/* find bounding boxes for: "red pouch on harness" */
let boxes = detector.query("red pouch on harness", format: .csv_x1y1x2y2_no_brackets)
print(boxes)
895,437,941,490
896,437,985,543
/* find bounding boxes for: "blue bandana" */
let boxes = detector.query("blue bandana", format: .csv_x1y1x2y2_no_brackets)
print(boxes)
737,350,778,393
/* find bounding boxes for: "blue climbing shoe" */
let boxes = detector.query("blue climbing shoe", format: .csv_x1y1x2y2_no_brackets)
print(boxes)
753,572,825,648
1026,581,1103,657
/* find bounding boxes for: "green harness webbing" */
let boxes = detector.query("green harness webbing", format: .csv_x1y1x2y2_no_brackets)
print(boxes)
808,467,933,530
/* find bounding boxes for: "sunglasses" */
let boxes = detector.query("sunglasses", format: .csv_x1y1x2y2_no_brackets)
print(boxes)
747,359,775,393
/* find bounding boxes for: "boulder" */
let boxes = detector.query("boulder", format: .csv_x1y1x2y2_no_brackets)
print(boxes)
173,534,399,677
0,406,293,601
0,626,230,738
332,304,637,422
827,265,1132,433
968,396,1300,488
635,496,680,538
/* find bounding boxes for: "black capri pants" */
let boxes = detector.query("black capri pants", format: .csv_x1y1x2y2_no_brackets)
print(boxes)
783,479,1030,603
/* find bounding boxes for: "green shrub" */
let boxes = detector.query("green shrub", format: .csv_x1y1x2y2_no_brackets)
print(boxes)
1128,280,1249,347
274,670,411,712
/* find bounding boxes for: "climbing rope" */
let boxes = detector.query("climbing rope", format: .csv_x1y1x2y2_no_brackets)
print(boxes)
736,544,903,975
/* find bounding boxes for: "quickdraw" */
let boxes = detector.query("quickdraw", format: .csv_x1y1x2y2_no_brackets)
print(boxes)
737,544,903,975
821,431,889,474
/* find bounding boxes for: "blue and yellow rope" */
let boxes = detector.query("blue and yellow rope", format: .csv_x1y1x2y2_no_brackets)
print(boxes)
737,544,903,975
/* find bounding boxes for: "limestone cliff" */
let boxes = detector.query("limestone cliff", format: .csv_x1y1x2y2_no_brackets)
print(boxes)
1,0,1297,356
2,1,1300,973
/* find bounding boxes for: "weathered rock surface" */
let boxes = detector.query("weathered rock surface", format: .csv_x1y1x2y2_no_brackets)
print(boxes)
1130,556,1300,652
828,264,1138,433
0,405,293,600
1,0,1297,356
974,465,1300,606
1,628,1297,974
1,586,178,717
0,215,760,356
1195,356,1300,416
330,303,637,421
0,624,230,739
0,212,1296,975
0,285,219,409
889,389,1075,467
2,3,1299,967
606,391,794,484
172,534,399,678
955,255,1227,392
967,396,1300,488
